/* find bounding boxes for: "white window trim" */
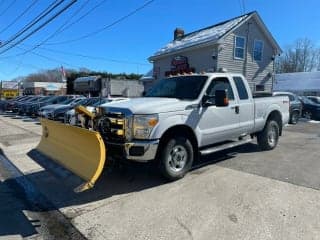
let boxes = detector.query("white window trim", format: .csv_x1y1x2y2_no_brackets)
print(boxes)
234,36,246,60
253,39,264,62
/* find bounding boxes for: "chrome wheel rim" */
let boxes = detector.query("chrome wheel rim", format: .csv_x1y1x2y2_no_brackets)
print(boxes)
291,113,298,123
304,111,311,119
168,145,188,172
268,125,277,147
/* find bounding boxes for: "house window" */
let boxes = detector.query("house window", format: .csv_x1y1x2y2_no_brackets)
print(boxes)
234,36,246,59
253,40,263,61
255,84,265,92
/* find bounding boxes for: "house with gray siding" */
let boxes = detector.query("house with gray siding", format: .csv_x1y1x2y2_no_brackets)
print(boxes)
148,11,282,93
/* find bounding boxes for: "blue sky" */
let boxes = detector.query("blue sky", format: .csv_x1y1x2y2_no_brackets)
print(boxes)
0,0,319,80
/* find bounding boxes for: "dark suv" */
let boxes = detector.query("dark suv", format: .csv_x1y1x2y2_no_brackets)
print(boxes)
273,91,302,124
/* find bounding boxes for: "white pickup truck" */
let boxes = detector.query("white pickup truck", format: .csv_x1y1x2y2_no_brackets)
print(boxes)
95,72,289,180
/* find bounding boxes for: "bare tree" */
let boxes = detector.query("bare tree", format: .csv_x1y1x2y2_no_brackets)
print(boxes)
276,38,320,73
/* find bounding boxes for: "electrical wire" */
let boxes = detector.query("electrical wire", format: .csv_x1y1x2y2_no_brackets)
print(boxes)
0,0,38,35
35,45,150,66
44,0,155,45
242,0,246,13
53,0,108,37
16,46,80,69
0,0,78,55
238,0,243,14
11,0,91,57
0,0,64,49
0,0,16,17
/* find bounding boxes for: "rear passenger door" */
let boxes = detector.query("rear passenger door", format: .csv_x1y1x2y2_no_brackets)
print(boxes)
233,76,255,134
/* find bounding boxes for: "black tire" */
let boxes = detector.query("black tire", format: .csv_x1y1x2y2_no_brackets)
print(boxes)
159,136,194,181
257,120,280,151
289,111,299,124
304,111,313,120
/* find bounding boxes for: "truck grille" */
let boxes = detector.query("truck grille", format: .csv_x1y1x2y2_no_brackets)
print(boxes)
99,113,126,143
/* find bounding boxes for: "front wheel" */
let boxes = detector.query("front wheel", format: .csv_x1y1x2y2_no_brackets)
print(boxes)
257,120,280,151
159,136,194,181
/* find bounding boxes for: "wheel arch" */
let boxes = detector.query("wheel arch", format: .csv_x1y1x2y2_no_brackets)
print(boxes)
266,110,283,136
157,125,199,160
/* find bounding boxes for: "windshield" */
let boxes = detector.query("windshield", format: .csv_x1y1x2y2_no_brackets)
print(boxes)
145,76,208,100
92,99,109,107
73,98,89,106
308,97,320,104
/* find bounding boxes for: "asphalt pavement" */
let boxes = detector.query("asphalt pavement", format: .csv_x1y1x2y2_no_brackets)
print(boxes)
0,113,320,240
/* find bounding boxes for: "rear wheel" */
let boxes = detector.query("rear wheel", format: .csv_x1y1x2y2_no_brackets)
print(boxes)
257,120,280,151
159,136,194,181
304,111,313,120
290,111,299,124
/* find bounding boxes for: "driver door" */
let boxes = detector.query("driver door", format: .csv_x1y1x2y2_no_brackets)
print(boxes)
198,77,240,147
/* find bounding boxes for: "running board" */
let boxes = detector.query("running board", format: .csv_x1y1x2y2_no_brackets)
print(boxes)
200,137,252,155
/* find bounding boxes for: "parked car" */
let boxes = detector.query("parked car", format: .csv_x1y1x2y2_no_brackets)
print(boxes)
38,97,86,119
299,96,320,120
65,97,128,127
307,96,320,104
5,96,32,111
29,95,71,116
42,97,102,122
273,91,302,124
16,96,46,114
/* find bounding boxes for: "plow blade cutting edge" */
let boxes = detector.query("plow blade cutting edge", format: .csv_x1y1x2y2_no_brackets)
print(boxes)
37,118,106,192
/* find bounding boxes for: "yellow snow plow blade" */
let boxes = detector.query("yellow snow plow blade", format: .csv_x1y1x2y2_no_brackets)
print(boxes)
37,118,106,192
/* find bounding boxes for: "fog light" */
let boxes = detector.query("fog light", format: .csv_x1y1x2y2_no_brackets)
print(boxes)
129,146,144,156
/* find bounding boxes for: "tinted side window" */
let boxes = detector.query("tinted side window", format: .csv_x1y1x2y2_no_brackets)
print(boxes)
288,95,295,101
206,77,235,103
233,77,249,100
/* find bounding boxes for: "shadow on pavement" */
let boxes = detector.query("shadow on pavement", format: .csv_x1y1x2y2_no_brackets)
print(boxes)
0,149,39,238
25,147,238,214
27,149,167,210
0,178,38,238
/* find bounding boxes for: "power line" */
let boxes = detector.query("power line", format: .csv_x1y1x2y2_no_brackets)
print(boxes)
11,0,91,57
0,0,38,35
0,0,16,17
16,46,81,69
35,45,150,66
45,0,155,45
52,0,108,37
242,0,246,13
0,0,64,49
0,0,78,55
1,43,150,66
238,0,244,14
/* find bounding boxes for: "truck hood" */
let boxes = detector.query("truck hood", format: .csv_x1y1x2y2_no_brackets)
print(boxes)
100,97,195,114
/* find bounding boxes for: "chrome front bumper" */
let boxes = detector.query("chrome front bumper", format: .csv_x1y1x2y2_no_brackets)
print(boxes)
107,139,159,162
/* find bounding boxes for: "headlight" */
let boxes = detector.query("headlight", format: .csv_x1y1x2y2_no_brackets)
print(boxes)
133,114,158,139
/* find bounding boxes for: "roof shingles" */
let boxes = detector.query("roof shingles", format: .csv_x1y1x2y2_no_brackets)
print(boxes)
151,13,251,58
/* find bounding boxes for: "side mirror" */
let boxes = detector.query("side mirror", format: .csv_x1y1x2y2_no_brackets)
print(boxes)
202,94,214,107
215,90,229,107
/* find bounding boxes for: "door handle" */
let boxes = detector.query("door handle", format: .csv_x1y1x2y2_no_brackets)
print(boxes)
231,105,240,114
